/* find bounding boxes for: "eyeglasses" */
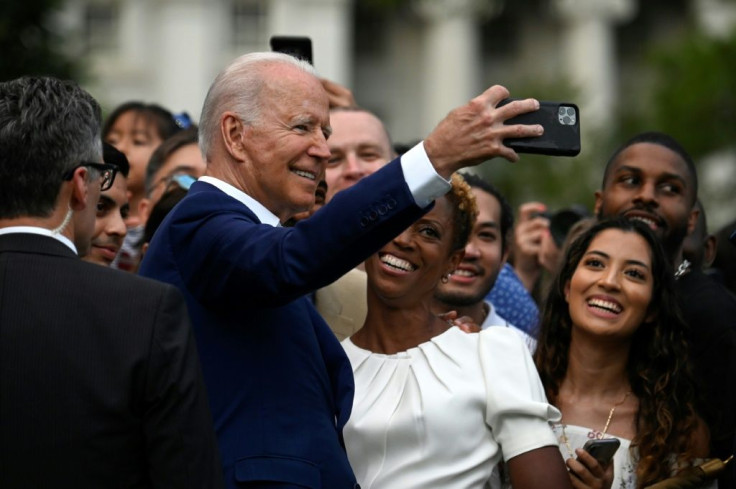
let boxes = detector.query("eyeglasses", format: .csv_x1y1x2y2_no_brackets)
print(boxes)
63,162,119,191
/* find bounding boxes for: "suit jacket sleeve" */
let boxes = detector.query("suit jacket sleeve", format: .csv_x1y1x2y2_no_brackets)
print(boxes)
143,284,224,488
170,158,429,310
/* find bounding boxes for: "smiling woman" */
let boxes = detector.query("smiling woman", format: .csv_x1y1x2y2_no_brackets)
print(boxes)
534,218,713,489
342,175,574,489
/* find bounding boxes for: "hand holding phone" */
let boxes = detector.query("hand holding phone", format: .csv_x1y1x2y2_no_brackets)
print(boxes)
498,98,581,156
566,438,618,488
578,438,621,467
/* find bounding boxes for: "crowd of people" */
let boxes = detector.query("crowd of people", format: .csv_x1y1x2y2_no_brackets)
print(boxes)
1,50,735,489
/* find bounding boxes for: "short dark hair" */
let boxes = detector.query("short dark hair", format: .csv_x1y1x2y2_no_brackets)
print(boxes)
0,76,102,219
602,131,698,205
458,172,514,254
145,127,199,195
103,142,129,178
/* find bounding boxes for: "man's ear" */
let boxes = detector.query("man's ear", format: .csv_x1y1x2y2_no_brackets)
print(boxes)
221,112,249,162
69,167,90,211
686,206,700,236
593,190,603,215
703,234,718,268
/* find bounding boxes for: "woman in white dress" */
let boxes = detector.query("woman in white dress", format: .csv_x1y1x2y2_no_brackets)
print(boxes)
342,175,573,489
534,218,712,489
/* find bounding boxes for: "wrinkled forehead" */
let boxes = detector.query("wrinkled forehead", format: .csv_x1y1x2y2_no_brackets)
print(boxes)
262,64,328,108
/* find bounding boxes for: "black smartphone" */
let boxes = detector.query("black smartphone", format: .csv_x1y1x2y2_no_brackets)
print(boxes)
498,98,581,157
579,438,621,467
270,35,313,65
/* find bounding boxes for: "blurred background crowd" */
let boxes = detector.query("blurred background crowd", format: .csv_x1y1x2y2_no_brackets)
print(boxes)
3,0,735,229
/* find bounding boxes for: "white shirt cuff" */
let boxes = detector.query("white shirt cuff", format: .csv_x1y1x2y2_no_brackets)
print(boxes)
400,141,452,208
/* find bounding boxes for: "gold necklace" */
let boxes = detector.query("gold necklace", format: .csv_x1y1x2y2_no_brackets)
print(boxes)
560,391,631,459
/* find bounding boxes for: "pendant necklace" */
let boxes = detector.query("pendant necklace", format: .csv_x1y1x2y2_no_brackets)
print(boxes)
675,259,692,280
560,391,631,459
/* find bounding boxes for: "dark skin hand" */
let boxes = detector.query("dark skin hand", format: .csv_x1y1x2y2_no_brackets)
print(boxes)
507,446,575,489
567,449,614,489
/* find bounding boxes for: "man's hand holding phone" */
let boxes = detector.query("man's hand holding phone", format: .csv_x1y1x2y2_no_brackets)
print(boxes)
423,85,544,178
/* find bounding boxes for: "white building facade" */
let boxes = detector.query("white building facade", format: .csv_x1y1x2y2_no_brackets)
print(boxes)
56,0,736,226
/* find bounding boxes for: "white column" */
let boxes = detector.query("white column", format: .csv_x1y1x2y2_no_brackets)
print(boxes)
154,0,229,119
694,0,736,38
268,0,351,86
553,0,636,130
413,0,502,135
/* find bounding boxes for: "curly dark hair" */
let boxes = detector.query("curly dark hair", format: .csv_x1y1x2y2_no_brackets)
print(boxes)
445,173,478,253
534,217,702,488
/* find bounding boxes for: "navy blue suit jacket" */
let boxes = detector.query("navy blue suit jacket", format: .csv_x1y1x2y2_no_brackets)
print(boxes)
139,159,429,488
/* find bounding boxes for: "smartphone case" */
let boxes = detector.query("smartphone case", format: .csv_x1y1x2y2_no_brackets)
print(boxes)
581,438,621,466
269,36,313,65
499,99,581,157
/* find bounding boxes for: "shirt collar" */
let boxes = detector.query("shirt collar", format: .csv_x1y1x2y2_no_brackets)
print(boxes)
198,176,281,227
0,226,78,254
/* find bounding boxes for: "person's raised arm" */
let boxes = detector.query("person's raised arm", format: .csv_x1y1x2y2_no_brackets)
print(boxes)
423,85,542,179
513,201,550,293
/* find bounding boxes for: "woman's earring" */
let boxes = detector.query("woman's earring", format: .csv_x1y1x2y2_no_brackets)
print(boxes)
441,273,451,284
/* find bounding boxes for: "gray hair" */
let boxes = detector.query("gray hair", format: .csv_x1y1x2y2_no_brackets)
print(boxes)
198,52,317,160
0,76,102,219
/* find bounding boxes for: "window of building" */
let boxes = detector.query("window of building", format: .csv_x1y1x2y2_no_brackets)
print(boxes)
232,0,268,50
83,1,119,54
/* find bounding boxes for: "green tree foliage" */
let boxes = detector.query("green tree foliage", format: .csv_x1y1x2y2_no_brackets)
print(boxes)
633,28,736,159
475,78,600,213
0,0,83,81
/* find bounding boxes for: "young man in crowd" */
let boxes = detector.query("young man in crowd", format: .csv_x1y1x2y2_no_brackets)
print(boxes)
81,142,130,266
433,172,535,348
595,131,736,489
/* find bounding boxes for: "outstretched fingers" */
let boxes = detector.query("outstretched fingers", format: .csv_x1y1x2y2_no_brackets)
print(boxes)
425,85,544,175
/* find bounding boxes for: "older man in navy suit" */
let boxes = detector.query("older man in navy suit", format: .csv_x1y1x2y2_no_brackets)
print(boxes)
139,52,544,488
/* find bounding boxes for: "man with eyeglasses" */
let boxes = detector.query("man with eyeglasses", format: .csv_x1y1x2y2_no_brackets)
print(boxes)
0,76,222,488
79,142,131,266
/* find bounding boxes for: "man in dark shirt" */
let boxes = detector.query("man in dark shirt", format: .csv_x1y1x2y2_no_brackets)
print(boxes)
595,131,736,488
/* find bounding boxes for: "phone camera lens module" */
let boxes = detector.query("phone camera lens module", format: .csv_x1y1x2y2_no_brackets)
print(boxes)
558,106,576,126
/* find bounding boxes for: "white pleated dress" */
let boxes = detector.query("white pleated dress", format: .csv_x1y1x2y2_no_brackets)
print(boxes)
342,327,561,489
